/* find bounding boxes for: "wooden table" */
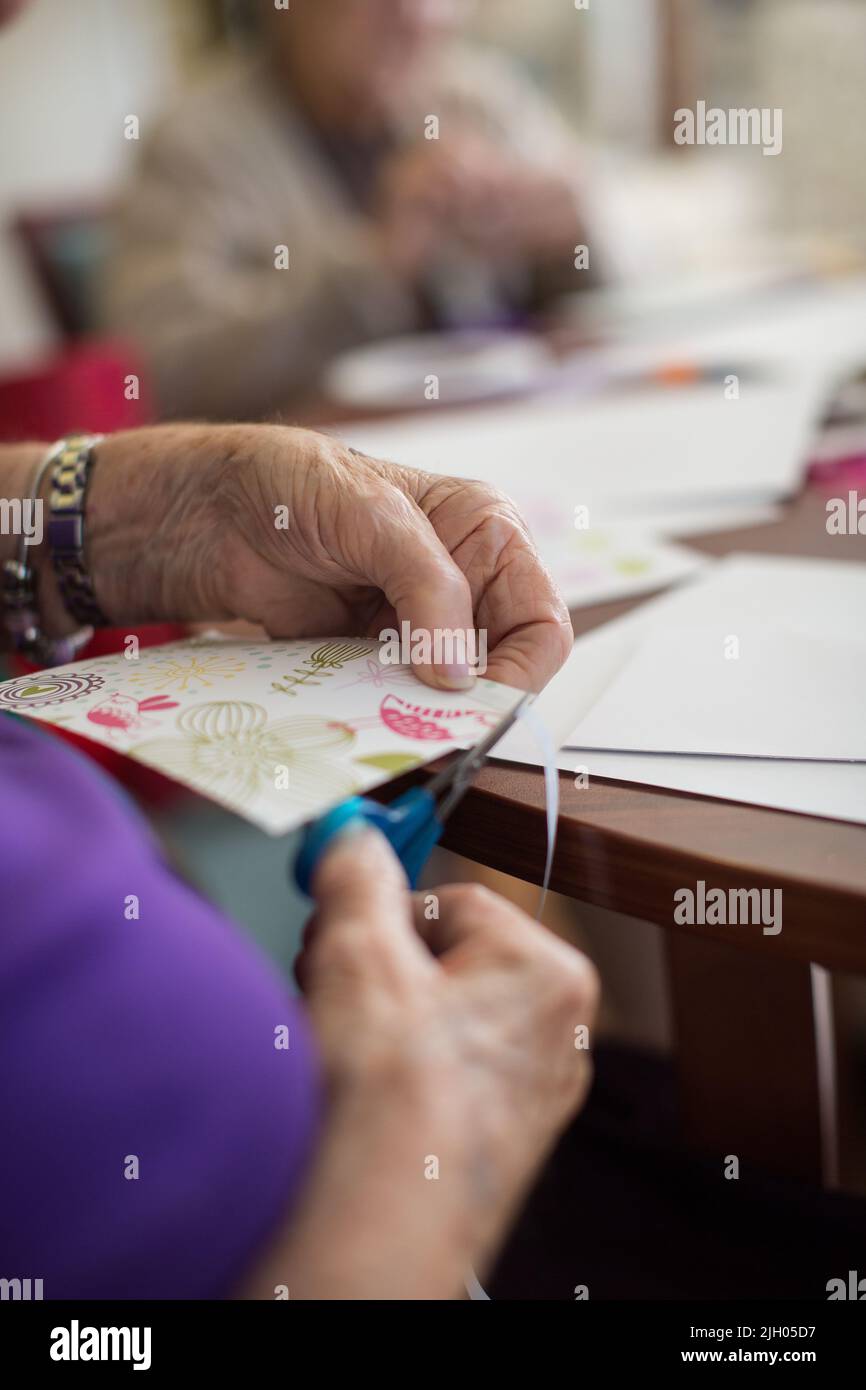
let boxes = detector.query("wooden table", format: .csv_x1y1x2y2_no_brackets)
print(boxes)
435,481,865,1188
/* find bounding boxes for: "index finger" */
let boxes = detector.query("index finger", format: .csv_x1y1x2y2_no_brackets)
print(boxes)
480,559,574,692
422,478,573,692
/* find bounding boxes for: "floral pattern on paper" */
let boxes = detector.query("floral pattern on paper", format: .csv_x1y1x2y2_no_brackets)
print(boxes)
86,693,180,738
0,671,106,710
0,636,521,836
377,695,490,742
133,701,359,815
339,657,417,691
127,650,247,694
272,641,374,696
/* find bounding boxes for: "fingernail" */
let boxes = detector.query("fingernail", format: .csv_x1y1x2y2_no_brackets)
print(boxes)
435,664,476,691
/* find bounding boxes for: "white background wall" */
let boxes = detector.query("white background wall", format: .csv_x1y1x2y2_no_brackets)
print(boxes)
0,0,183,367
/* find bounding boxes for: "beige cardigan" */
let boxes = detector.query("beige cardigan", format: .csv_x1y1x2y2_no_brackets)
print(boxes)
102,46,586,421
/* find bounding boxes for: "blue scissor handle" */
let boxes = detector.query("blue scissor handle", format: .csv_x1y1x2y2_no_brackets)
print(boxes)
294,786,443,897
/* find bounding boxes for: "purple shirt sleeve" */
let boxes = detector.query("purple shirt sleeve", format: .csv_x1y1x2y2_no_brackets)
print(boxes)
0,714,321,1299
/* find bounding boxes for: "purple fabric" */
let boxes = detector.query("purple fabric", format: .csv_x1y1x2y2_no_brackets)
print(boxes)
0,714,321,1299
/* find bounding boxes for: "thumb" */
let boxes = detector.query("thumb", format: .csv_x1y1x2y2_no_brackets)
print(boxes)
310,824,417,957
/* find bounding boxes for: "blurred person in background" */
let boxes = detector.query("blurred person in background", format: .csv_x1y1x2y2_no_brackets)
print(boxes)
102,0,594,421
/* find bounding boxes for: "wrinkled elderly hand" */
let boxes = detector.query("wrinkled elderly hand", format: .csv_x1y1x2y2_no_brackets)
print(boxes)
283,827,599,1296
440,138,584,263
375,136,584,280
62,423,570,691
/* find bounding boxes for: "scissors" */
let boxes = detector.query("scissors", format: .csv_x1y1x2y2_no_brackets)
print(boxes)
293,693,531,896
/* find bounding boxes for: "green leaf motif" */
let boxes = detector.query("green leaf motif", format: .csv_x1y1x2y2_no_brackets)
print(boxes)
355,753,421,775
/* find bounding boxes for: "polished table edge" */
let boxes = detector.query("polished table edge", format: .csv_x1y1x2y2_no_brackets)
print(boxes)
440,764,866,972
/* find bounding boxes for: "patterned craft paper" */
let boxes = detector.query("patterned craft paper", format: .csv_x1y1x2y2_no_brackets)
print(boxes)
0,637,522,835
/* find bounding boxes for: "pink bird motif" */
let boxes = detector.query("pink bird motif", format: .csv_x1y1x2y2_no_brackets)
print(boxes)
87,692,179,738
377,695,487,742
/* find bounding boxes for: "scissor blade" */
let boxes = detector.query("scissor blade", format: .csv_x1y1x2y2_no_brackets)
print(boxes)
465,691,532,764
428,692,532,818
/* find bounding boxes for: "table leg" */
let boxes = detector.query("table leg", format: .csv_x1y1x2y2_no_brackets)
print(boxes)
666,933,837,1186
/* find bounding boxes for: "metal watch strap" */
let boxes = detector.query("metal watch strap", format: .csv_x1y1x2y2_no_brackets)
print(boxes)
1,443,92,667
47,434,109,628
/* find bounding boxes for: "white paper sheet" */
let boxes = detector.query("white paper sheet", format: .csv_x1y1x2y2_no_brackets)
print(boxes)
494,715,866,826
339,376,824,519
493,552,866,824
557,749,866,829
615,276,866,400
564,554,866,762
496,676,866,827
0,637,522,836
573,623,866,762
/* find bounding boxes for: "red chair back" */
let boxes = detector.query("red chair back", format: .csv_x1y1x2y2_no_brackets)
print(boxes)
0,339,152,442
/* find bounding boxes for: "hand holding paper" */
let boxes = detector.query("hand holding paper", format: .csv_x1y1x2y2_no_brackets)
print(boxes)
0,637,523,836
47,423,571,694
